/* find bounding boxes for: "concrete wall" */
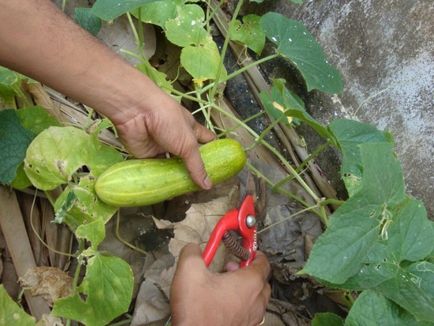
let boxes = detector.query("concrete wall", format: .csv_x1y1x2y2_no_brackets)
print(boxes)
251,0,434,216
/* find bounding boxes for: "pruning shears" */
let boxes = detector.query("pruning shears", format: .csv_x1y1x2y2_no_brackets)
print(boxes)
202,195,257,268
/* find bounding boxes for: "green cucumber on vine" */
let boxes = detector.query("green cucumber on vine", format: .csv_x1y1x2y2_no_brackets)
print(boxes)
0,1,432,325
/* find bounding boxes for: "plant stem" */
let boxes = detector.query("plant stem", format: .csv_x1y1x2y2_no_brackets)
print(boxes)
126,13,141,53
208,0,244,100
66,239,85,326
259,204,321,234
201,53,279,95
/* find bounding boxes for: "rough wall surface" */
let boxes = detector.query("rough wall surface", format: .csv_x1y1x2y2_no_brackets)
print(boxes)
253,0,434,215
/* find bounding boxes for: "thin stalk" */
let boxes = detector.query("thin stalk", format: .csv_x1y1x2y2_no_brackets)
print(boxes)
205,0,225,27
66,239,85,326
126,13,141,51
247,114,285,151
208,0,244,100
295,142,329,174
115,211,148,256
211,103,321,203
136,8,145,50
259,204,321,234
195,89,215,132
246,162,311,211
201,53,279,95
61,0,67,11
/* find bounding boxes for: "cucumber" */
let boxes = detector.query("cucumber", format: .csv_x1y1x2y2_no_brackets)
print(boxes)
95,139,246,207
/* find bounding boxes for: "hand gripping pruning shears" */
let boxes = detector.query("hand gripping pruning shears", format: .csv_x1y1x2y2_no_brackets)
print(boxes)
202,195,257,268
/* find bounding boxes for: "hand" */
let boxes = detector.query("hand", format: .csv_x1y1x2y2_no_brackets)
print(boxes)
0,0,215,190
113,89,215,190
170,244,271,326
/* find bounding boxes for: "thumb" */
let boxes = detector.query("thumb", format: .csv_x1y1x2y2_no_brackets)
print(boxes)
177,243,207,272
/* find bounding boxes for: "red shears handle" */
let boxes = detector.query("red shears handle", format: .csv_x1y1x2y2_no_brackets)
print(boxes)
202,195,257,268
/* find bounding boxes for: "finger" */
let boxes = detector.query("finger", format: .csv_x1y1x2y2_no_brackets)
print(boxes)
194,122,216,144
249,251,271,282
180,142,212,190
177,243,207,272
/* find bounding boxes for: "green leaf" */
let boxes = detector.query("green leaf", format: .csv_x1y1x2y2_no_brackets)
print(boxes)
52,254,134,326
11,163,32,190
54,177,117,230
24,126,123,190
303,143,405,283
76,219,106,250
312,312,344,326
74,7,102,36
91,0,160,21
137,61,172,93
345,290,431,326
376,261,434,322
165,4,208,47
181,40,226,84
260,12,343,93
329,119,393,196
0,109,33,185
0,66,22,102
230,14,265,54
385,198,434,261
17,106,60,136
0,285,35,326
260,79,334,140
132,0,179,27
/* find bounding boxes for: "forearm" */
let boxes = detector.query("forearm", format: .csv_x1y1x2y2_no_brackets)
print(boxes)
0,0,160,123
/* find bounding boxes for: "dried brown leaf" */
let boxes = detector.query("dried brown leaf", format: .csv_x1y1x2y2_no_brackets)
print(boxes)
19,267,72,305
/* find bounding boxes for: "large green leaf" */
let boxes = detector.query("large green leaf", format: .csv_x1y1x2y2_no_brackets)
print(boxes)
260,78,334,140
181,40,225,84
0,285,35,326
303,143,405,283
0,109,33,184
132,0,180,27
260,12,343,93
345,290,431,326
329,119,393,196
52,254,134,326
230,14,265,54
24,126,123,190
91,0,161,21
312,312,344,326
165,4,208,47
376,261,434,322
74,8,102,36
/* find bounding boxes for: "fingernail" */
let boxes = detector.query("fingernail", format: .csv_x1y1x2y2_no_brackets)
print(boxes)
203,176,212,190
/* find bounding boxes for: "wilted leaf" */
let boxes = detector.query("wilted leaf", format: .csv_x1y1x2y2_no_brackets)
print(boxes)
181,40,226,84
54,176,117,229
24,126,123,190
0,109,33,184
76,219,106,250
19,267,72,305
230,14,265,54
0,285,35,326
165,4,208,47
133,0,180,27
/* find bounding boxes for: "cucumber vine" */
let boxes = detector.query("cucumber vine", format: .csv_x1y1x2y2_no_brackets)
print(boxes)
0,1,433,325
